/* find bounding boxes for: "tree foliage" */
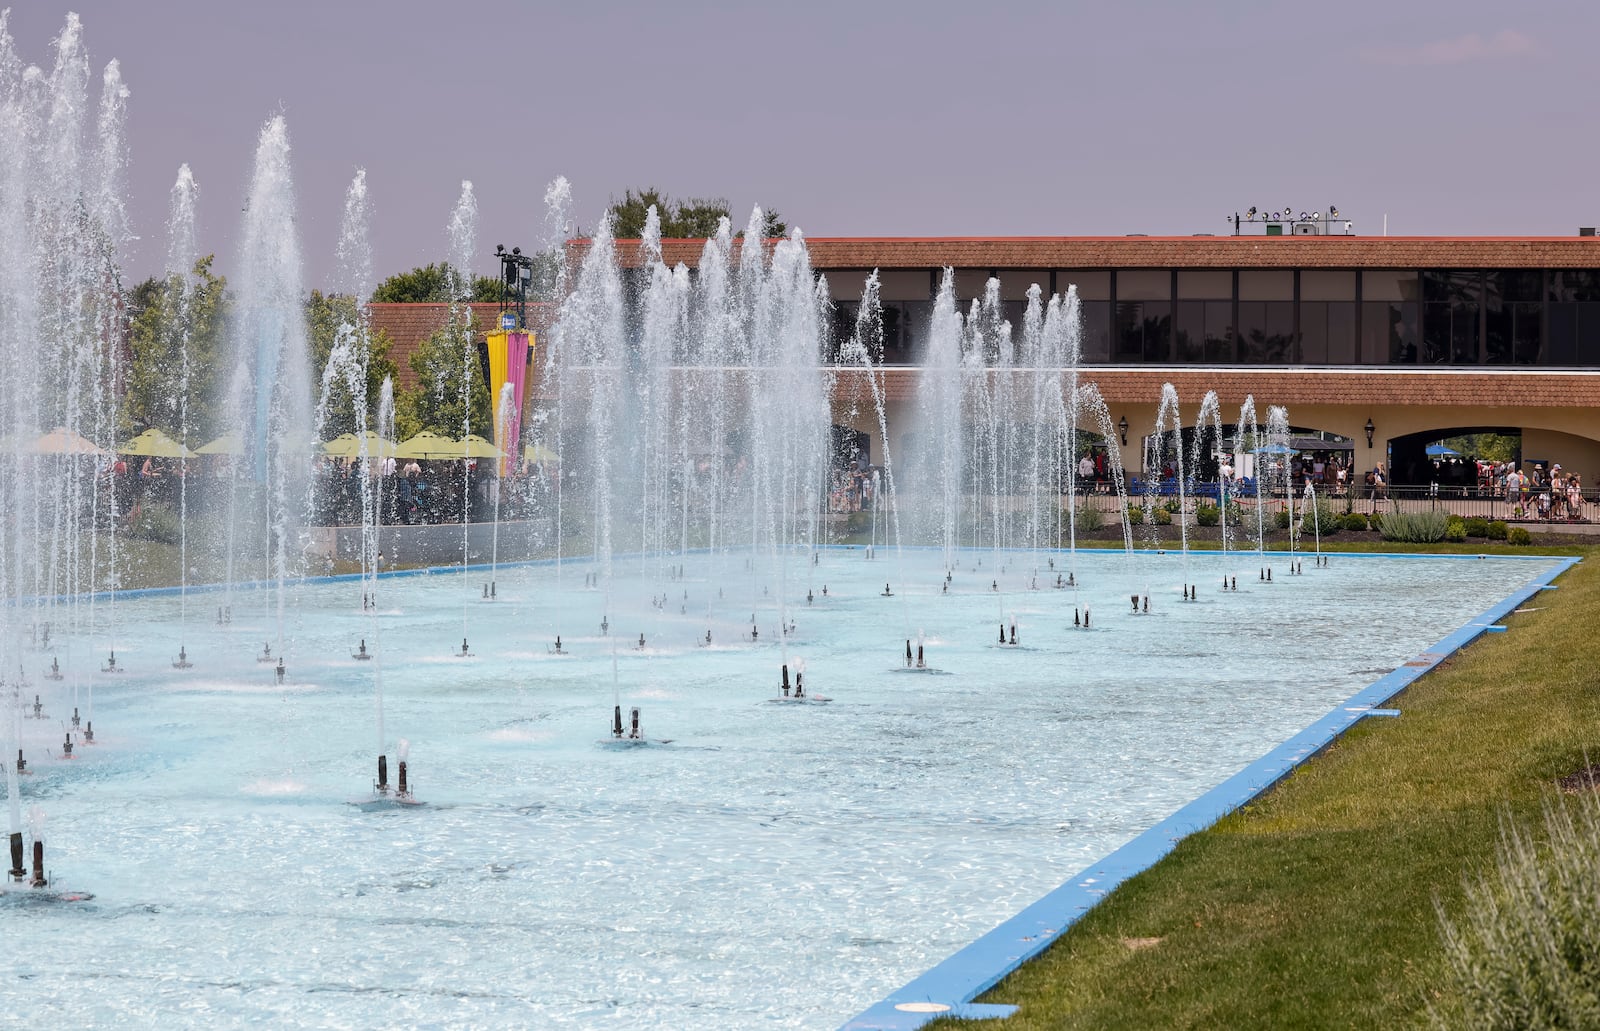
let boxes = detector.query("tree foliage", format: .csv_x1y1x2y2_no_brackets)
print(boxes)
393,314,489,440
371,263,501,304
608,187,786,239
123,256,229,442
305,290,401,437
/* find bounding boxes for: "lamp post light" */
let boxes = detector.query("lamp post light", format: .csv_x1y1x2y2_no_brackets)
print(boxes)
1364,418,1375,449
1118,415,1129,447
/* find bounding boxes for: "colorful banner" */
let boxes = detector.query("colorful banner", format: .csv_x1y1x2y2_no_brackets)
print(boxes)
485,329,534,476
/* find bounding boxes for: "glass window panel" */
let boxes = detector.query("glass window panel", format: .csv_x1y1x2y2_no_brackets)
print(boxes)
1549,270,1600,303
1300,270,1356,302
1116,269,1171,301
1079,300,1112,362
829,301,859,362
1058,269,1110,300
1488,269,1542,303
1237,301,1294,362
1143,301,1171,361
996,271,1044,301
1177,270,1232,298
1452,302,1479,363
1362,270,1419,303
1578,303,1600,364
1299,301,1328,363
828,272,874,301
903,301,933,361
953,270,993,302
1423,270,1481,303
1486,303,1513,364
1514,302,1543,365
1205,300,1234,362
1114,302,1145,360
875,269,932,301
1327,302,1356,363
1238,270,1293,301
1175,301,1205,361
1423,303,1452,363
881,303,910,364
1548,302,1577,363
1362,300,1416,363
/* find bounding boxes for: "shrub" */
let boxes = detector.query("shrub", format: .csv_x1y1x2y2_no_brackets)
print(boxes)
1195,504,1220,527
1124,505,1144,526
1367,511,1383,532
1302,499,1341,537
1431,793,1600,1029
1153,507,1172,526
1274,509,1291,530
1487,520,1509,541
1341,513,1370,532
1163,497,1182,514
1464,517,1490,538
1445,516,1467,543
125,503,182,545
1507,526,1532,546
1071,505,1105,531
1379,509,1450,543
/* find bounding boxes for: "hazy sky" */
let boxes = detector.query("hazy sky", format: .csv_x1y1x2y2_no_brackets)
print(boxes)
6,1,1598,285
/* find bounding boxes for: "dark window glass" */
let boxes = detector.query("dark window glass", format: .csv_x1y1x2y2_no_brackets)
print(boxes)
1485,301,1512,364
1549,270,1600,302
1175,301,1205,362
881,303,909,364
903,301,933,362
1237,300,1294,362
1580,303,1600,364
828,301,858,363
1549,302,1577,363
1299,301,1327,363
1080,300,1112,362
1423,270,1480,303
1327,302,1356,363
1204,300,1233,361
1361,301,1417,363
1488,269,1542,303
1423,302,1479,364
1114,301,1171,362
1513,302,1542,365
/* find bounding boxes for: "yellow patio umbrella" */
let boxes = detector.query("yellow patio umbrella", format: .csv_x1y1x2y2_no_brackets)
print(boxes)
392,431,462,460
26,427,109,457
322,431,398,460
522,442,561,464
458,434,504,460
194,432,242,455
119,428,194,458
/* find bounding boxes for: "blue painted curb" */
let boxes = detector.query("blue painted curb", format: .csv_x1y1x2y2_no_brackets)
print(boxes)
841,554,1581,1029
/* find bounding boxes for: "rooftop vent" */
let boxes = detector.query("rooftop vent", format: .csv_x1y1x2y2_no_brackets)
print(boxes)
1580,227,1596,237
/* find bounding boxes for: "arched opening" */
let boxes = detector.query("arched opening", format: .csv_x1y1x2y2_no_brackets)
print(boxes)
1387,426,1520,490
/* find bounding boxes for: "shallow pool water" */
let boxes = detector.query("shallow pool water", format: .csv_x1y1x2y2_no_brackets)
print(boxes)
2,547,1556,1028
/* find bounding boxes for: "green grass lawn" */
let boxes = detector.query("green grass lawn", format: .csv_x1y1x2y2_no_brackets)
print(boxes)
936,549,1597,1029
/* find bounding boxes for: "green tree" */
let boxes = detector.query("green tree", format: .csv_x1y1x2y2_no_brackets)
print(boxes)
305,290,401,437
608,187,786,239
393,314,489,440
123,256,229,442
371,263,500,303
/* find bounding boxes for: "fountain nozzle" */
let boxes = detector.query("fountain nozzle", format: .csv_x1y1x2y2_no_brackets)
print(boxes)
396,760,409,798
276,657,286,683
377,754,389,794
72,707,80,729
30,839,45,888
62,733,73,758
781,663,791,697
8,831,23,881
612,704,624,739
83,721,93,744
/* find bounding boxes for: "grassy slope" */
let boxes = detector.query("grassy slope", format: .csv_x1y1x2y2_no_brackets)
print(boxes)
939,551,1596,1029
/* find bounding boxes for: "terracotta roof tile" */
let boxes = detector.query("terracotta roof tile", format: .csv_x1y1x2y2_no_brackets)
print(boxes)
575,236,1600,271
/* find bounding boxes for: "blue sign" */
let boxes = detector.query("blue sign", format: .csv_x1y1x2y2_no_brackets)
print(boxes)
500,312,517,330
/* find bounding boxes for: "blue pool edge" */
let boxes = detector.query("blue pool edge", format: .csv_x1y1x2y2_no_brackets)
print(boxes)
840,552,1583,1030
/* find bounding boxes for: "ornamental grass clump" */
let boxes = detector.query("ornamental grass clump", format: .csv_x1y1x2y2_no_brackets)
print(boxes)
1431,793,1600,1030
1379,509,1450,543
